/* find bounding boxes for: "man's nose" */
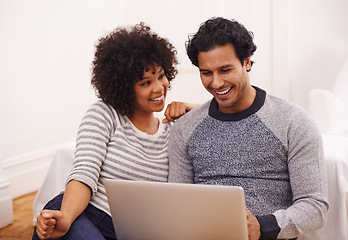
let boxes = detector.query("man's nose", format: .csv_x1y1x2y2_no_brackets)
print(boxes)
210,73,224,89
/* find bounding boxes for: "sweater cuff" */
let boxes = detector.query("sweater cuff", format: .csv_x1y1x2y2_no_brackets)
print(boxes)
256,214,280,240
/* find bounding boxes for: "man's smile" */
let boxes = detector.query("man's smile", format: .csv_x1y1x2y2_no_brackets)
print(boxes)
216,86,233,95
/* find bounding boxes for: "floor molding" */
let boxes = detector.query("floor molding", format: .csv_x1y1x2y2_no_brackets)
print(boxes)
2,145,62,199
0,176,13,228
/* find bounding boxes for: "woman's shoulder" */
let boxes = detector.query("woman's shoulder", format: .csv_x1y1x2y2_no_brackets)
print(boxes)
82,101,123,131
87,100,119,118
89,100,113,111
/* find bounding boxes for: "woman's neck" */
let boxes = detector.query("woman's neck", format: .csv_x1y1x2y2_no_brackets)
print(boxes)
127,112,159,135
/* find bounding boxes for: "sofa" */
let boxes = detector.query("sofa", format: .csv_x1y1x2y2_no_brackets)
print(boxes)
299,60,348,240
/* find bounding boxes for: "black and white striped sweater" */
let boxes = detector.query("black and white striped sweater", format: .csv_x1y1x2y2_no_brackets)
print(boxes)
67,101,171,216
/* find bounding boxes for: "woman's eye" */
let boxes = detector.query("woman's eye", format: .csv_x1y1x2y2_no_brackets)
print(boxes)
140,81,151,86
159,74,166,80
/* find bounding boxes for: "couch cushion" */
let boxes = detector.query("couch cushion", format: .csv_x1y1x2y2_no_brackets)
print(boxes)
308,88,348,134
332,60,348,107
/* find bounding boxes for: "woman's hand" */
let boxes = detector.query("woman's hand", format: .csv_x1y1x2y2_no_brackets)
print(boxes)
35,180,92,239
162,102,199,123
35,210,70,239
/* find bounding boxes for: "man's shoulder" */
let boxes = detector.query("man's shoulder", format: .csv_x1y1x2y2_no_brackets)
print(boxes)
172,100,211,131
178,100,210,122
264,94,309,117
262,94,318,135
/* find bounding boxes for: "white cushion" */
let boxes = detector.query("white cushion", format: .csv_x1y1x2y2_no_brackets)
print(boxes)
308,88,348,134
333,60,348,107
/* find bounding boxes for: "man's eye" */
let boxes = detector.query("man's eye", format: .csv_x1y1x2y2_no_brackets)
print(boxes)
220,69,231,73
201,72,212,76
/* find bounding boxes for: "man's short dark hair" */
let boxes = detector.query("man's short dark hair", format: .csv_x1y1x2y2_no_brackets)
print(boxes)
186,17,257,69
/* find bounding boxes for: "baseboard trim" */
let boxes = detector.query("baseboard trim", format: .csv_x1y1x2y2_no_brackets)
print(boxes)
0,176,13,228
2,144,65,198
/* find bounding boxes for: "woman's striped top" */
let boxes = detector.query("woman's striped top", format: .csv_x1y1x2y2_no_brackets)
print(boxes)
66,101,171,216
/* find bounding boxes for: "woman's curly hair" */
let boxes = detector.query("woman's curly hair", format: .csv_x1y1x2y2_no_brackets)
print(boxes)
186,17,257,71
91,22,178,116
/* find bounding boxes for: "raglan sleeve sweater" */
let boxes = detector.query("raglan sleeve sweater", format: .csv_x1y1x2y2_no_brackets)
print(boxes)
168,88,328,239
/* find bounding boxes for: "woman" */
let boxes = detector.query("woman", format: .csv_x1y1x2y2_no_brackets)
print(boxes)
33,23,196,240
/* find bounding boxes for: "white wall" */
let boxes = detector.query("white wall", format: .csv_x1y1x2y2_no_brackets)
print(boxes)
287,0,348,108
0,0,347,199
0,0,273,198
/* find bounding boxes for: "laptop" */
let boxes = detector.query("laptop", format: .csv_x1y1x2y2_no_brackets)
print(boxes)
104,179,248,240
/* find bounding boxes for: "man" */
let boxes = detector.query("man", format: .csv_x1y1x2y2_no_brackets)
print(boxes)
168,17,328,240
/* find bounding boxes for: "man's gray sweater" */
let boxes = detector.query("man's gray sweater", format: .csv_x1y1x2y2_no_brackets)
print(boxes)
168,87,328,239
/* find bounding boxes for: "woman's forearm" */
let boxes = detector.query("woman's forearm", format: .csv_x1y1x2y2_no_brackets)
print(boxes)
60,180,92,227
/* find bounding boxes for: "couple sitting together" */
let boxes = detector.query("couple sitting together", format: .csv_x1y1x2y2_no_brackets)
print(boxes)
33,17,328,240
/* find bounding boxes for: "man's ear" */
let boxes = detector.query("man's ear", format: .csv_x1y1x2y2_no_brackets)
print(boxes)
244,57,251,71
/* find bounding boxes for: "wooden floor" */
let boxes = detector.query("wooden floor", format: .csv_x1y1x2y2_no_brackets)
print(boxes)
0,192,37,240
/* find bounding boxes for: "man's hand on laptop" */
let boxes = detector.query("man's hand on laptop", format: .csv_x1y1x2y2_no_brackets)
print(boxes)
245,207,261,240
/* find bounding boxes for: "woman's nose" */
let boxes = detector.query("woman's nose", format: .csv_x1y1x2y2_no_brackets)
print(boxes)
153,79,164,92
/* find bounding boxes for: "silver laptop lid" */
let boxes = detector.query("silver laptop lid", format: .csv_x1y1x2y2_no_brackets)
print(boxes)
104,180,248,240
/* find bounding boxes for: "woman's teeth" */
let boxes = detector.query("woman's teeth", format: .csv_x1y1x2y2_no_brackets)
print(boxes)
152,95,164,101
